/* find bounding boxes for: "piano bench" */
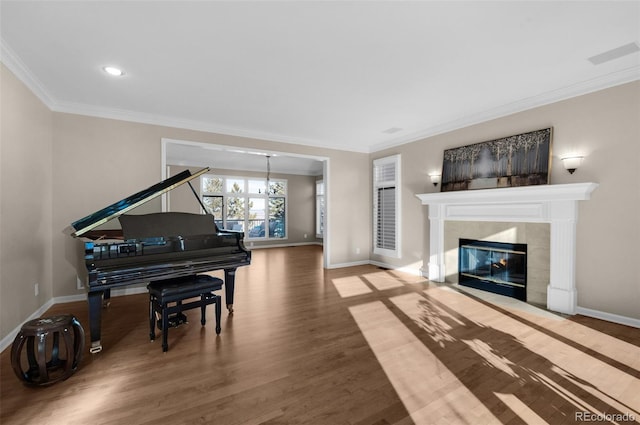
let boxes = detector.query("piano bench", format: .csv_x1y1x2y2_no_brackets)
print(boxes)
147,275,223,352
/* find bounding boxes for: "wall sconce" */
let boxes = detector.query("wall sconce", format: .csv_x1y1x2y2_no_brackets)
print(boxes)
429,173,441,186
561,156,584,174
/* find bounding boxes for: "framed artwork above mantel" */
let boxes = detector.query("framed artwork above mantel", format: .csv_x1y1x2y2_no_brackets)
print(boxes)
441,128,552,192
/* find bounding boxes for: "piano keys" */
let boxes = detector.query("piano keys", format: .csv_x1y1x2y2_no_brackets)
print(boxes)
71,167,251,353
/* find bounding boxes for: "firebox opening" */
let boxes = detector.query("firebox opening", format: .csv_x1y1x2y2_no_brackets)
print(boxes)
458,238,527,301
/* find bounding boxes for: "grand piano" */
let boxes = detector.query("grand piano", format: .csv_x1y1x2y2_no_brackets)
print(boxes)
71,167,251,353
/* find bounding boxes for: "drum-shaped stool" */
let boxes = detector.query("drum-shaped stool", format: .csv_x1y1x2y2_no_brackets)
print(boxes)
11,315,84,386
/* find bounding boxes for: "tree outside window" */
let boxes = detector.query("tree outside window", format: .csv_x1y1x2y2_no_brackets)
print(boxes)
316,180,324,238
203,195,223,228
269,197,285,238
201,174,286,239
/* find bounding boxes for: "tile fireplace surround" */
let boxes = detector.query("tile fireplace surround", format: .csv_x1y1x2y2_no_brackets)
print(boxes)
416,183,598,315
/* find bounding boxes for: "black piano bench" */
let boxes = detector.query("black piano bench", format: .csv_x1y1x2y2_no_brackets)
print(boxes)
147,275,223,352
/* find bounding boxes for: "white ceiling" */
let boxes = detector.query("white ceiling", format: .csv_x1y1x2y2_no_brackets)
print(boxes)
2,1,639,173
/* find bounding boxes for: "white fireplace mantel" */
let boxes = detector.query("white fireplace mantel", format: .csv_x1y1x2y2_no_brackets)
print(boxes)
416,183,598,315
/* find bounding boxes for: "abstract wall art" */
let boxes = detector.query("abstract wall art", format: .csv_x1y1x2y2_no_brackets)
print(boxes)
441,128,552,192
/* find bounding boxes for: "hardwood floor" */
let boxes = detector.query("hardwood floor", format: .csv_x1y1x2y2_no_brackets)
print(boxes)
1,245,639,424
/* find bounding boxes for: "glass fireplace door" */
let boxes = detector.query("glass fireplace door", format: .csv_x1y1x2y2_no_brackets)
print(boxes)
459,239,527,301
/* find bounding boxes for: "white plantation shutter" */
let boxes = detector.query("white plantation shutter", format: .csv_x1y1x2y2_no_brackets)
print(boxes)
376,187,396,250
373,155,400,257
374,160,396,182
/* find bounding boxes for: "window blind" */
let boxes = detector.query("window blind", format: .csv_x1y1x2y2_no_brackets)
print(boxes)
376,187,396,250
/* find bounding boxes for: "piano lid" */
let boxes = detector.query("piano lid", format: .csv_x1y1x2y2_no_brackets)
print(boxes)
71,167,210,237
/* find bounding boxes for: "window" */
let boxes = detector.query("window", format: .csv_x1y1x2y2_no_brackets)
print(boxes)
201,174,287,239
316,180,324,238
373,155,400,257
202,194,224,229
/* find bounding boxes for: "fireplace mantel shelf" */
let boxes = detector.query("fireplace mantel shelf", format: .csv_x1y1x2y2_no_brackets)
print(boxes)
416,182,598,205
415,182,599,315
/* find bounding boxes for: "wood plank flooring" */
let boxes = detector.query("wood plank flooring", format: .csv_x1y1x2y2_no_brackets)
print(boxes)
1,245,639,424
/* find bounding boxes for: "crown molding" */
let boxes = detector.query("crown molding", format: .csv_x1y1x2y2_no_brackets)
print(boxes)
1,38,56,109
3,31,638,156
0,38,350,152
53,99,371,153
369,65,640,153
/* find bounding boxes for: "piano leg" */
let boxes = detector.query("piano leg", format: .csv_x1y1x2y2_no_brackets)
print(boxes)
224,268,236,313
87,291,104,353
103,288,111,308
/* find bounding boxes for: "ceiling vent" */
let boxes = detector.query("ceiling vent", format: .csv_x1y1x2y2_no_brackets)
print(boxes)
588,42,640,65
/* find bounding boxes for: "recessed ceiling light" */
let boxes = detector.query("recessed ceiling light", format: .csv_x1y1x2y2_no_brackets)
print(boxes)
103,66,125,76
382,127,403,134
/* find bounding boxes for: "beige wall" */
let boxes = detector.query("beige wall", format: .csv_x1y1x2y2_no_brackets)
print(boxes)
1,64,53,337
374,81,640,319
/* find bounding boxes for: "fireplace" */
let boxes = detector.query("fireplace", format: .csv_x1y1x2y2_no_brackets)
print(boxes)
458,239,527,301
416,182,598,314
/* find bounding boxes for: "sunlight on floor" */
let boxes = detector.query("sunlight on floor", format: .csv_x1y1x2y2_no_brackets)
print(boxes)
362,271,405,291
331,276,372,298
349,301,499,424
332,270,415,299
347,272,640,424
51,375,128,423
494,393,548,424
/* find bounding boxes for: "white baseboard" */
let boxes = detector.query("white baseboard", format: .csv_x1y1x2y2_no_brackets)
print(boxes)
368,260,424,276
419,267,429,278
575,306,640,328
327,260,424,276
249,242,322,250
53,294,87,304
0,287,150,353
326,260,370,269
0,298,55,353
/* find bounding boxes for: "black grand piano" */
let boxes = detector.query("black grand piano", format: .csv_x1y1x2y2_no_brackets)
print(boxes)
70,167,251,353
